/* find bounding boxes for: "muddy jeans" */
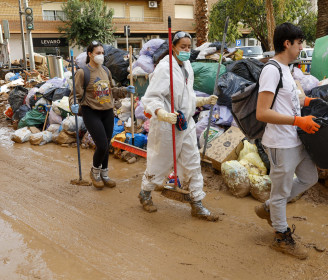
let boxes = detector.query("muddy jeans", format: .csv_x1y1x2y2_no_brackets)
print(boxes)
263,145,318,233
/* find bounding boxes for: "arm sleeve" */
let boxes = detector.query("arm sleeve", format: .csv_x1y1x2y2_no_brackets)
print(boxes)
69,69,84,107
258,65,280,95
141,62,170,117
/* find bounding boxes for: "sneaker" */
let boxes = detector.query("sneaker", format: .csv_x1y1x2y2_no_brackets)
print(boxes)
90,166,104,189
190,200,219,222
100,168,116,188
271,225,308,260
138,190,157,213
255,203,272,227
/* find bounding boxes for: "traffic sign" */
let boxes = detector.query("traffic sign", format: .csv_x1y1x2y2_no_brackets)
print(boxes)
236,39,241,47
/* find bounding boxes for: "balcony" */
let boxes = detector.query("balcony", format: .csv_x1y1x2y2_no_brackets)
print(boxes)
113,16,163,23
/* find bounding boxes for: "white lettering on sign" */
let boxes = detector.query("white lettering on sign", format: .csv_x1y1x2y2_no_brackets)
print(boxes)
41,39,61,45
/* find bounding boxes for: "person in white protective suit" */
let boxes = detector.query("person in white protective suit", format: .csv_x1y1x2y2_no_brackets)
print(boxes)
138,31,219,221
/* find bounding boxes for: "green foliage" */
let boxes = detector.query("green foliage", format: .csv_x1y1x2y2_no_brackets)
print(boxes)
58,0,115,48
209,0,309,51
298,11,317,47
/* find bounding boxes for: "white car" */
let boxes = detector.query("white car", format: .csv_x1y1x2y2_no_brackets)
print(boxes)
236,46,264,59
298,48,313,61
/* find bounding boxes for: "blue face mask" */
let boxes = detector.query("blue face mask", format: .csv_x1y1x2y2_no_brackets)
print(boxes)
176,51,190,62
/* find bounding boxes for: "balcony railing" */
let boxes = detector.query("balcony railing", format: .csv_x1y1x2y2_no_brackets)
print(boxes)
113,17,163,23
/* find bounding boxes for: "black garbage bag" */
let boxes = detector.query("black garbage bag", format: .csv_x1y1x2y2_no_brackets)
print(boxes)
8,86,28,113
190,49,200,62
226,59,264,83
12,104,30,121
153,41,169,65
52,88,71,101
255,139,270,173
309,84,328,102
298,98,328,169
217,72,253,109
43,87,56,101
209,41,228,51
104,46,129,85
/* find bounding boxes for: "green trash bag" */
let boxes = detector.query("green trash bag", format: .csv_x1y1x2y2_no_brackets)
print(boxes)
18,109,46,129
191,62,226,95
310,35,328,81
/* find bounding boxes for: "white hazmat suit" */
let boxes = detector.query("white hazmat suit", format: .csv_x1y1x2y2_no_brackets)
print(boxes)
141,55,206,202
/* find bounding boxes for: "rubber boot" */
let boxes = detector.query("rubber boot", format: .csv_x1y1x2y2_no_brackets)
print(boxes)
190,200,219,222
271,225,308,260
90,166,104,189
138,190,157,213
100,168,116,188
255,203,272,227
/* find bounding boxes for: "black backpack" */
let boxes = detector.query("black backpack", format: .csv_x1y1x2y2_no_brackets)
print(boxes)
231,60,283,140
78,65,110,103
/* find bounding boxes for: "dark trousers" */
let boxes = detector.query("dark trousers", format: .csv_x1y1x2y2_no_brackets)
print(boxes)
82,106,114,169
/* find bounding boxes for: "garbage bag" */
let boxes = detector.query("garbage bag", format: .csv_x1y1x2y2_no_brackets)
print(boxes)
125,133,147,148
113,117,125,137
29,92,43,108
18,109,46,129
62,115,85,132
292,67,319,95
140,39,165,56
81,131,96,149
47,124,60,133
217,72,253,109
221,160,250,198
54,130,76,145
43,87,57,101
25,87,38,108
153,41,169,65
216,105,233,126
249,175,271,202
134,55,154,74
135,101,147,120
310,35,328,81
239,159,262,176
8,86,28,113
104,47,129,84
226,59,264,83
29,131,52,145
75,52,87,69
52,88,71,101
190,50,200,62
298,98,328,169
238,140,258,161
11,127,31,143
12,104,30,121
309,85,328,102
209,41,228,51
48,108,62,125
38,82,54,94
192,62,226,95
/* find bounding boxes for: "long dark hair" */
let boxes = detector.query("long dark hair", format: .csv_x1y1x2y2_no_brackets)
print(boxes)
86,41,103,63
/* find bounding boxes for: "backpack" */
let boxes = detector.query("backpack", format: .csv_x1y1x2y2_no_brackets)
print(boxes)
231,60,283,140
78,65,110,103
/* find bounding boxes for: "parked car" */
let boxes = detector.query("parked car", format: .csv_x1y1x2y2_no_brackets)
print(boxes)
236,46,264,59
298,48,313,61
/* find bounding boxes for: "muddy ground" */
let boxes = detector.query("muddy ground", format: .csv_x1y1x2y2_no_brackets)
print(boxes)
1,121,328,280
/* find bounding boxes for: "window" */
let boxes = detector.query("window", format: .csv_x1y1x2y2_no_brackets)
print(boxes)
174,5,194,19
42,2,66,21
130,6,144,22
107,3,125,18
301,51,307,58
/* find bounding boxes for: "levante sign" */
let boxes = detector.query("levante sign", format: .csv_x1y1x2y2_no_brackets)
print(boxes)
33,38,68,47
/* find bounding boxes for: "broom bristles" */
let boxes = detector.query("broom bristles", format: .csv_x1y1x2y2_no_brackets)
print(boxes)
112,140,147,158
161,186,191,203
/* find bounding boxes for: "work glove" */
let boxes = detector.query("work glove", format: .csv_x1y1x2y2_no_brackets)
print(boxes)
196,95,218,107
127,85,135,94
71,104,79,114
304,96,317,107
156,108,178,124
293,115,320,134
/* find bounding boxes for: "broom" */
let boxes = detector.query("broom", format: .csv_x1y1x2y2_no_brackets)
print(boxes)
112,46,147,158
69,49,91,186
161,16,191,203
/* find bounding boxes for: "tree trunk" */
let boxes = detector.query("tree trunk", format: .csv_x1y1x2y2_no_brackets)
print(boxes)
266,0,276,51
195,0,209,47
316,0,328,38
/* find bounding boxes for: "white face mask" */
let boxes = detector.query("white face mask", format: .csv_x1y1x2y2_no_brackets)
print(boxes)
93,54,104,65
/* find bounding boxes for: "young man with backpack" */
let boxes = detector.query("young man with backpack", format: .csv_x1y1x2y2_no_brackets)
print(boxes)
255,23,320,259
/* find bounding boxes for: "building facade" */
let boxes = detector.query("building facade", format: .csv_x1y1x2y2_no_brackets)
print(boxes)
1,0,217,60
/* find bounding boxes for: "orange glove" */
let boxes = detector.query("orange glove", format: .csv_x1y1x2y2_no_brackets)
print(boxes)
304,97,317,107
293,115,320,134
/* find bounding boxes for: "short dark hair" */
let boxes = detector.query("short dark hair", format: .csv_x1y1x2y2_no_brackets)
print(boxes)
274,22,304,54
86,41,103,63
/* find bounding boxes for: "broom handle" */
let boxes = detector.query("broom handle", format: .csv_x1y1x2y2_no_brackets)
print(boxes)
70,49,82,181
129,46,134,145
168,16,178,187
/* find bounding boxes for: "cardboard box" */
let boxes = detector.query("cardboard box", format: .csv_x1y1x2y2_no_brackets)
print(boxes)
201,126,245,171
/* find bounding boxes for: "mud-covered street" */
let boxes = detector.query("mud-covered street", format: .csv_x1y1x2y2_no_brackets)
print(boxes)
1,126,328,280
